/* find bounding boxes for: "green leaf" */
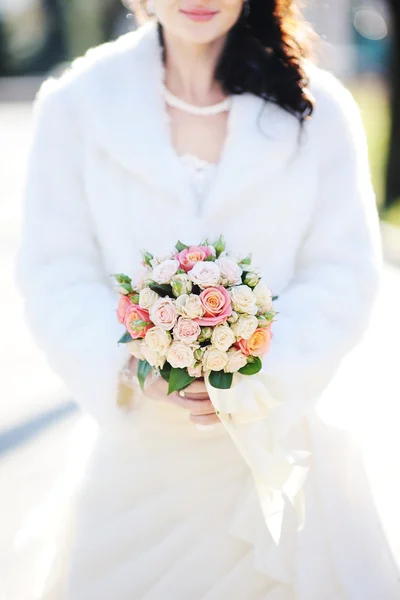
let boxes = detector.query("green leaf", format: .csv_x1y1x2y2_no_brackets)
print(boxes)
118,282,134,294
137,360,152,391
129,293,140,304
148,283,173,297
240,254,252,265
208,370,233,389
142,250,154,267
118,331,133,344
112,273,132,284
175,240,189,252
160,363,172,382
168,368,196,395
239,357,262,376
199,237,210,246
204,254,215,262
213,234,226,257
272,295,279,301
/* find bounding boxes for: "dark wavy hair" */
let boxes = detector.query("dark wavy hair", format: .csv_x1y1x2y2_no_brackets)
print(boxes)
154,0,314,123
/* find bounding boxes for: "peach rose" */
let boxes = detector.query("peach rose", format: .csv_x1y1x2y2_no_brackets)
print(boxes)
173,318,201,345
149,297,178,331
175,245,214,273
195,286,232,326
117,294,133,324
124,304,153,339
237,328,272,357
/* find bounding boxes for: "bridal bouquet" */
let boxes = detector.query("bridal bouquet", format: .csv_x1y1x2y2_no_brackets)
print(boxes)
114,237,278,394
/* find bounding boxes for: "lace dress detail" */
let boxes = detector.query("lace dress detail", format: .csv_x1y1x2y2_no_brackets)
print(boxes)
179,153,218,213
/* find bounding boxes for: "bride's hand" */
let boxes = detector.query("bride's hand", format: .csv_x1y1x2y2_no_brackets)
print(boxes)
126,358,220,426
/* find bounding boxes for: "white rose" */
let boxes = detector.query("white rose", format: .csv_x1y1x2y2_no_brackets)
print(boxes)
253,281,273,313
126,339,145,360
230,315,258,340
211,324,236,352
173,318,201,345
188,363,203,378
140,343,166,368
217,256,243,286
188,261,220,288
139,287,159,309
149,297,178,330
230,285,258,315
224,348,248,373
152,259,180,284
202,347,229,372
167,342,195,369
176,294,204,319
145,327,171,354
132,265,152,291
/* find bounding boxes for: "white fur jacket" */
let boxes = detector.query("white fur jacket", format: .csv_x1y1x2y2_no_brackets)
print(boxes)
15,21,382,435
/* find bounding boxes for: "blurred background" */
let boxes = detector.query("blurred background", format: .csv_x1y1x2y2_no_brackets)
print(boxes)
1,2,400,597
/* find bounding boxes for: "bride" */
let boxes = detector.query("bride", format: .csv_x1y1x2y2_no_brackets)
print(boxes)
15,0,400,598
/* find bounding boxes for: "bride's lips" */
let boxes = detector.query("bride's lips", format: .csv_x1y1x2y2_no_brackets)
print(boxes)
180,8,219,21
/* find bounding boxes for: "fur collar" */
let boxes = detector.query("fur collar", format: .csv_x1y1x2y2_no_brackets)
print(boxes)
61,21,302,219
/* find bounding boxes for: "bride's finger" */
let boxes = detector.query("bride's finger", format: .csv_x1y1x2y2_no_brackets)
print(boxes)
167,395,214,413
182,391,210,401
189,412,221,425
183,379,208,394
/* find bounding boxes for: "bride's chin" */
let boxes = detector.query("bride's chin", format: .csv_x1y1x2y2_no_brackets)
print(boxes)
173,22,226,46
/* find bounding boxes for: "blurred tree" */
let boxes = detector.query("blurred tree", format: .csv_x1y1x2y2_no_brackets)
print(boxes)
64,0,104,59
385,0,400,209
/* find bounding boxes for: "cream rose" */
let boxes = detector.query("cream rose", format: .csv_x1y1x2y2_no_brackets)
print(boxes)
230,285,258,315
139,287,159,309
202,347,228,372
224,348,248,373
145,327,171,354
188,363,203,378
140,343,167,368
217,256,243,286
188,261,220,288
152,259,180,284
253,281,274,312
176,294,204,319
211,324,236,352
230,315,259,340
173,318,201,345
149,297,178,330
167,342,195,369
126,339,145,360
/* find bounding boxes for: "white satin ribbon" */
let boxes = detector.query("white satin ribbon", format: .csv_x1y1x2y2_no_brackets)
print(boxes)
205,372,311,545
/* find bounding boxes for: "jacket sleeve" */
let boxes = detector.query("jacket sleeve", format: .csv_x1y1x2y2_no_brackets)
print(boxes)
15,80,133,431
260,74,383,439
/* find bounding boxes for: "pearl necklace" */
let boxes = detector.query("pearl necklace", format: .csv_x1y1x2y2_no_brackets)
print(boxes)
162,84,232,116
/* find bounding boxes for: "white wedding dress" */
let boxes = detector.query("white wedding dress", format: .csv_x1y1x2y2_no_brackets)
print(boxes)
4,155,400,600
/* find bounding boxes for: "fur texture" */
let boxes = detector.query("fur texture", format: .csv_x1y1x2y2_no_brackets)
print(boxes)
16,21,382,435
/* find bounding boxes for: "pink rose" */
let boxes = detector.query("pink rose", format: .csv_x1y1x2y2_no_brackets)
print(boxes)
117,294,133,324
195,286,232,326
149,297,178,331
175,245,214,273
173,317,201,345
124,305,153,339
237,328,271,357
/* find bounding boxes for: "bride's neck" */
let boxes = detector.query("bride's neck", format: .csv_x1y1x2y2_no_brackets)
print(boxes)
162,30,227,104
